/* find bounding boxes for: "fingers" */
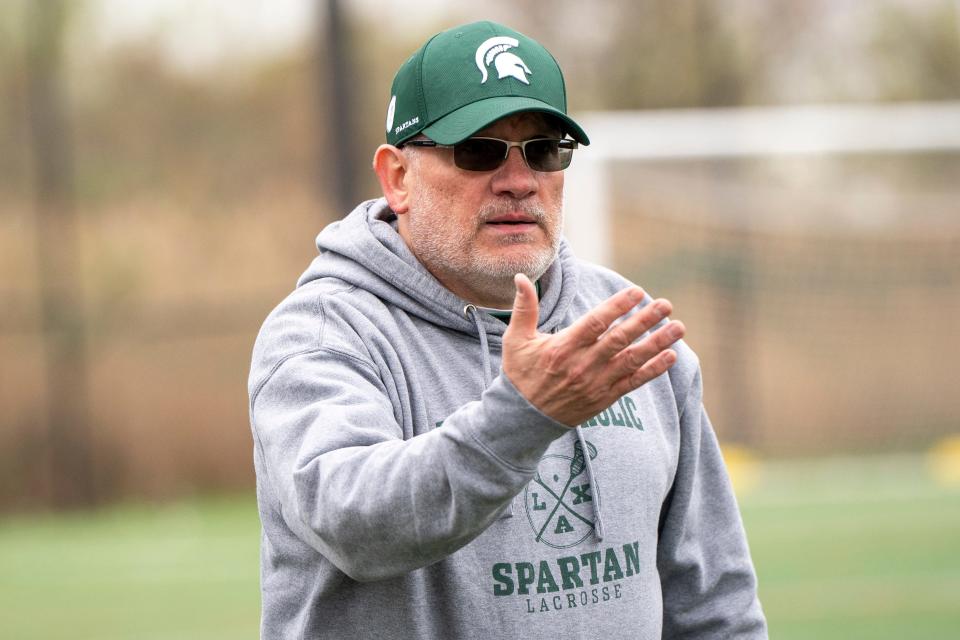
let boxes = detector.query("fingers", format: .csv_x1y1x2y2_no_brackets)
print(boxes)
566,286,646,346
505,273,540,340
607,320,685,381
609,347,679,400
594,298,673,359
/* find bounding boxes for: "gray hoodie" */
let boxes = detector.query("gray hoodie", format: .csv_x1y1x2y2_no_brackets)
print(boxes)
249,198,767,639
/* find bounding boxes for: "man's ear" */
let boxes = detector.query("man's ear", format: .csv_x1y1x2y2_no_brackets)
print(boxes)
372,144,412,214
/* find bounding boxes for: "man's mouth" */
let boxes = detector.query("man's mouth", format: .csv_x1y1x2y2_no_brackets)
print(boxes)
485,213,538,227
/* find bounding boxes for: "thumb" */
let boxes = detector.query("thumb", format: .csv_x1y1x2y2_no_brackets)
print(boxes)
506,273,539,340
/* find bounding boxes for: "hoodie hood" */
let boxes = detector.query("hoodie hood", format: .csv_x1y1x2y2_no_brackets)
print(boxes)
297,198,581,345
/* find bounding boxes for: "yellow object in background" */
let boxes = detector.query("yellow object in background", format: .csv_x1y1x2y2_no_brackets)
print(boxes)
721,445,762,496
928,435,960,488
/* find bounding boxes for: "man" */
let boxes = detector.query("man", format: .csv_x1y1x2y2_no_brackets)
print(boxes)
249,20,767,639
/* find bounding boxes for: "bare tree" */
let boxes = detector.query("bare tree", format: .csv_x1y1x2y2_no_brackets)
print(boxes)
319,0,359,214
26,0,95,507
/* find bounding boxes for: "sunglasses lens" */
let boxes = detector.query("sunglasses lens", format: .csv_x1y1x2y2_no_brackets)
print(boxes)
524,139,567,172
450,138,575,172
453,139,508,171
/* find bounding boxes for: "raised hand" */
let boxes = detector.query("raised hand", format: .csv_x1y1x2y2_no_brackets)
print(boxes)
502,273,685,427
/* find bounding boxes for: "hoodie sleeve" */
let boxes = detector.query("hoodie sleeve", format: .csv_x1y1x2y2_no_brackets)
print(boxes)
250,344,569,583
656,366,768,638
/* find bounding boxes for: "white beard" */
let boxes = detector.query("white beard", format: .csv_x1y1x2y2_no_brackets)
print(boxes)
405,189,562,303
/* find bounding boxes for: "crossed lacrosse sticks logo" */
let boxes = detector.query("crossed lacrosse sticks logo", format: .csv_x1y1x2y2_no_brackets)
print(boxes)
524,439,599,549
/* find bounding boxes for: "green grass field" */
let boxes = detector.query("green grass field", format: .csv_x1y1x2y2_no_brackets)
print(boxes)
1,453,958,639
738,454,960,639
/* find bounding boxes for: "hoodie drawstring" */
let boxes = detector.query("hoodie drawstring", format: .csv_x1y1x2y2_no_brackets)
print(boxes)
463,304,605,540
575,425,605,541
463,305,493,389
464,303,509,517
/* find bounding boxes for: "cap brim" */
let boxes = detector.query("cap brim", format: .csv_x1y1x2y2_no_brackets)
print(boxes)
422,96,590,145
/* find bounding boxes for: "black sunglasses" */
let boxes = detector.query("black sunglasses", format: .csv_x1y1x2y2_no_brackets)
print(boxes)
400,137,578,172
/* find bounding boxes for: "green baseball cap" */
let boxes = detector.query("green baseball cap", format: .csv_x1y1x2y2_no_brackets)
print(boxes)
384,21,590,147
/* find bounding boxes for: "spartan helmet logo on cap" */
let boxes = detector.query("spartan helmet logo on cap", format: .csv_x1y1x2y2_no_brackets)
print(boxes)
475,36,532,85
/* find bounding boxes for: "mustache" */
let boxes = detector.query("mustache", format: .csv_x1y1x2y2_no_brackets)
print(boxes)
477,200,547,224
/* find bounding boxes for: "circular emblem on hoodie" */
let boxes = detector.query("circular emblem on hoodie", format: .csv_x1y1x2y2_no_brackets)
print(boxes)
524,440,599,549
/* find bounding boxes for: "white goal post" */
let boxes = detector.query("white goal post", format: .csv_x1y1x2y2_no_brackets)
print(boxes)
564,101,960,265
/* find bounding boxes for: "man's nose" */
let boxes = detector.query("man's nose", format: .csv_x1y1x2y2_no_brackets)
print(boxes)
491,146,538,198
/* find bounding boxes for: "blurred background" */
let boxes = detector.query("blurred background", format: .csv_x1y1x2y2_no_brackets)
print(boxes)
1,0,958,638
